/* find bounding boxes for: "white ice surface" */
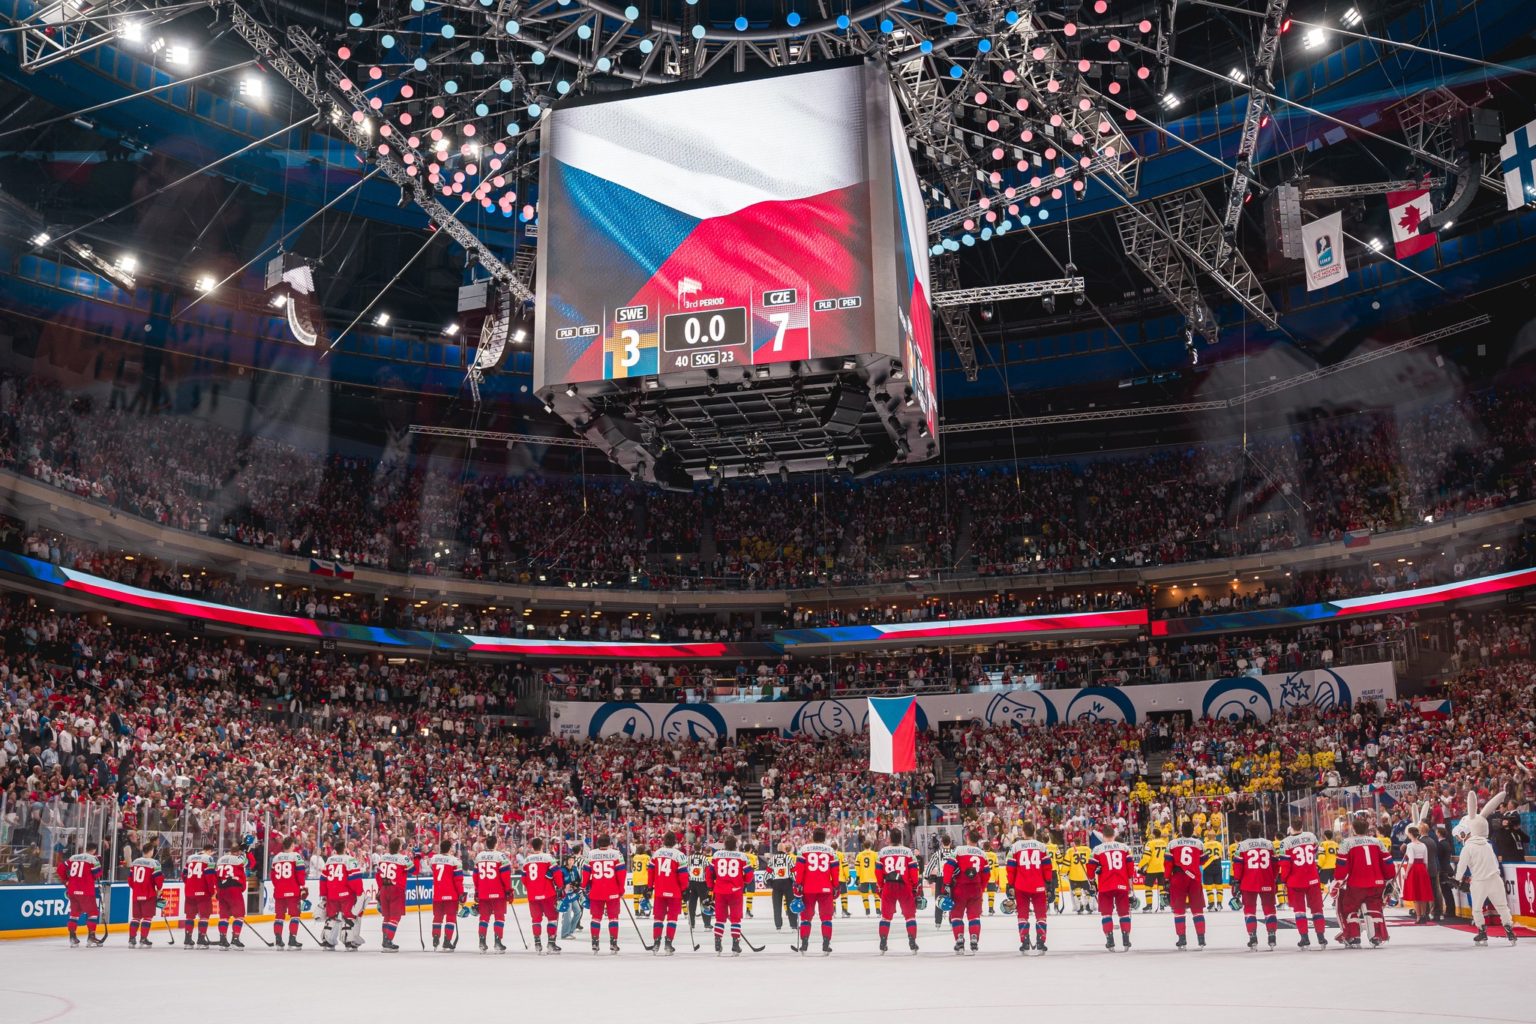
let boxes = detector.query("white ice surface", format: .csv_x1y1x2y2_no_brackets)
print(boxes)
2,906,1531,1024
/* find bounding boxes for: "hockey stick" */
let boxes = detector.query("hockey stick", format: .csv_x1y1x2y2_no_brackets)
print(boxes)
623,898,655,951
162,908,179,946
416,903,427,951
507,898,529,950
739,930,765,953
242,919,276,947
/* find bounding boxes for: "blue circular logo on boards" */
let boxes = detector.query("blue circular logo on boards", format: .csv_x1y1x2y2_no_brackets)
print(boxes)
588,702,655,740
1202,677,1276,723
984,690,1059,727
1064,687,1137,725
787,699,859,738
659,703,729,743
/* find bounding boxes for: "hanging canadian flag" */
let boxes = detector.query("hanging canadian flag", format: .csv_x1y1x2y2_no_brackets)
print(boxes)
1387,188,1437,259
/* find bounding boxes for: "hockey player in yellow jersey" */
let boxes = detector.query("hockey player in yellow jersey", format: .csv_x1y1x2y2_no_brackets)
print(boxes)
1064,836,1094,913
1046,835,1067,910
853,841,880,915
1318,830,1339,888
1202,834,1225,910
743,845,759,918
1138,833,1168,912
984,843,1005,914
630,845,652,915
838,848,853,917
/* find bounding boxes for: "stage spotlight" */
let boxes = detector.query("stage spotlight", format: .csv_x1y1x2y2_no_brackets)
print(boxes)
194,274,217,293
1341,7,1362,27
240,75,266,100
1043,294,1056,314
30,232,50,247
116,254,138,273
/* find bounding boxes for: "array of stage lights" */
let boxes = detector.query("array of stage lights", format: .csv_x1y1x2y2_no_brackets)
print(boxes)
327,0,1163,261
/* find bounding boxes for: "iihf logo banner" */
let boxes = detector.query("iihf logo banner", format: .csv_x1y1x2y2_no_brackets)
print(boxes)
868,695,918,774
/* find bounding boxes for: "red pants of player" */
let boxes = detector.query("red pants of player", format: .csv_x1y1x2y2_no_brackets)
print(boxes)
713,891,744,927
589,895,621,943
477,895,507,922
272,895,303,919
216,887,245,920
1288,883,1325,935
879,886,916,923
1240,890,1277,935
376,887,405,922
432,899,459,925
182,893,211,932
130,895,158,921
797,892,836,945
527,895,558,927
1098,889,1131,934
1336,886,1387,942
66,891,99,918
1168,879,1206,914
650,891,683,946
1014,890,1049,944
949,888,983,941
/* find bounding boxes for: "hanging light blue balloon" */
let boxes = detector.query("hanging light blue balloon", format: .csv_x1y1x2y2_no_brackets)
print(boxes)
690,23,705,38
943,238,960,251
624,5,639,18
507,122,521,136
556,80,571,94
638,38,654,52
444,80,458,93
528,103,542,117
381,34,396,49
499,78,514,93
471,50,485,64
962,233,976,246
1020,214,1032,226
505,20,520,34
414,57,428,71
1037,209,1049,220
919,39,932,52
948,64,963,78
576,24,592,39
348,11,363,27
475,102,490,117
596,56,612,72
980,227,993,240
734,16,748,30
977,38,991,52
944,10,958,24
930,244,943,256
530,50,546,64
503,207,514,218
880,18,893,32
1006,10,1020,24
786,10,801,25
836,14,850,29
411,0,425,10
441,24,455,38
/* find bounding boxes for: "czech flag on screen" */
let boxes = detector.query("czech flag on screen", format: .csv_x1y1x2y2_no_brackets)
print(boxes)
869,696,918,774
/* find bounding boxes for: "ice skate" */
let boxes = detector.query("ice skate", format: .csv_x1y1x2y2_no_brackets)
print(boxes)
1176,935,1187,950
549,940,562,954
1298,935,1311,949
879,935,888,954
610,938,621,955
909,937,920,954
287,935,302,949
219,935,230,949
731,937,741,956
715,935,723,956
230,937,245,950
1105,934,1115,950
1019,938,1031,954
821,938,832,956
1120,935,1131,950
954,939,965,955
1247,935,1258,950
1474,927,1489,945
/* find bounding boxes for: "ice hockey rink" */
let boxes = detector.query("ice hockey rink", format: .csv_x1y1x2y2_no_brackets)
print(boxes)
2,909,1530,1024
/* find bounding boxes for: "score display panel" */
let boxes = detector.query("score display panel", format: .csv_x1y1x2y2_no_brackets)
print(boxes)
535,60,928,391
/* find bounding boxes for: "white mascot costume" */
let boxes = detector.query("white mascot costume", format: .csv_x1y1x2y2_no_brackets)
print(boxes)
1453,789,1518,945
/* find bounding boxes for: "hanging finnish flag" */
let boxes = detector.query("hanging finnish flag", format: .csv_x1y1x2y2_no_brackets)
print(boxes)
1500,118,1536,211
868,696,918,774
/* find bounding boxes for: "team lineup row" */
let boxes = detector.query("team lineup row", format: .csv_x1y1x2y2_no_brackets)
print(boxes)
51,797,1520,956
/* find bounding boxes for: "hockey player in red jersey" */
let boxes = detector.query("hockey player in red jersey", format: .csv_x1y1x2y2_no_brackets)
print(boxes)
473,836,514,953
374,838,413,952
1164,822,1207,950
1087,826,1137,951
1005,822,1054,955
214,841,253,949
520,837,565,955
583,834,628,954
181,842,215,948
1279,823,1328,949
942,829,990,955
1335,814,1392,947
63,843,104,947
875,828,921,955
1230,830,1280,950
321,837,366,951
127,838,165,949
269,836,307,950
707,835,752,955
648,833,687,956
793,827,840,955
428,839,466,951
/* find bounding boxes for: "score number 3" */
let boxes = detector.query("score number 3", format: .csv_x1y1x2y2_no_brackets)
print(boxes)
621,329,641,368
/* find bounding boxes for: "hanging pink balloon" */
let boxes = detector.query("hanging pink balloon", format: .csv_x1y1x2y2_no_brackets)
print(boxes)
337,46,351,60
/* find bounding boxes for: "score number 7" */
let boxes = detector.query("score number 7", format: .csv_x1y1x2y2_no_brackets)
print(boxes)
767,313,789,352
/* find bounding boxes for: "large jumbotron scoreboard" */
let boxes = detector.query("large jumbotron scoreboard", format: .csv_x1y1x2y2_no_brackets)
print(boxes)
534,60,937,486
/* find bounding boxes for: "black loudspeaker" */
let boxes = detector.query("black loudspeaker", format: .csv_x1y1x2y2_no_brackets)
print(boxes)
1453,107,1503,155
1265,182,1304,267
592,413,643,450
819,384,867,436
